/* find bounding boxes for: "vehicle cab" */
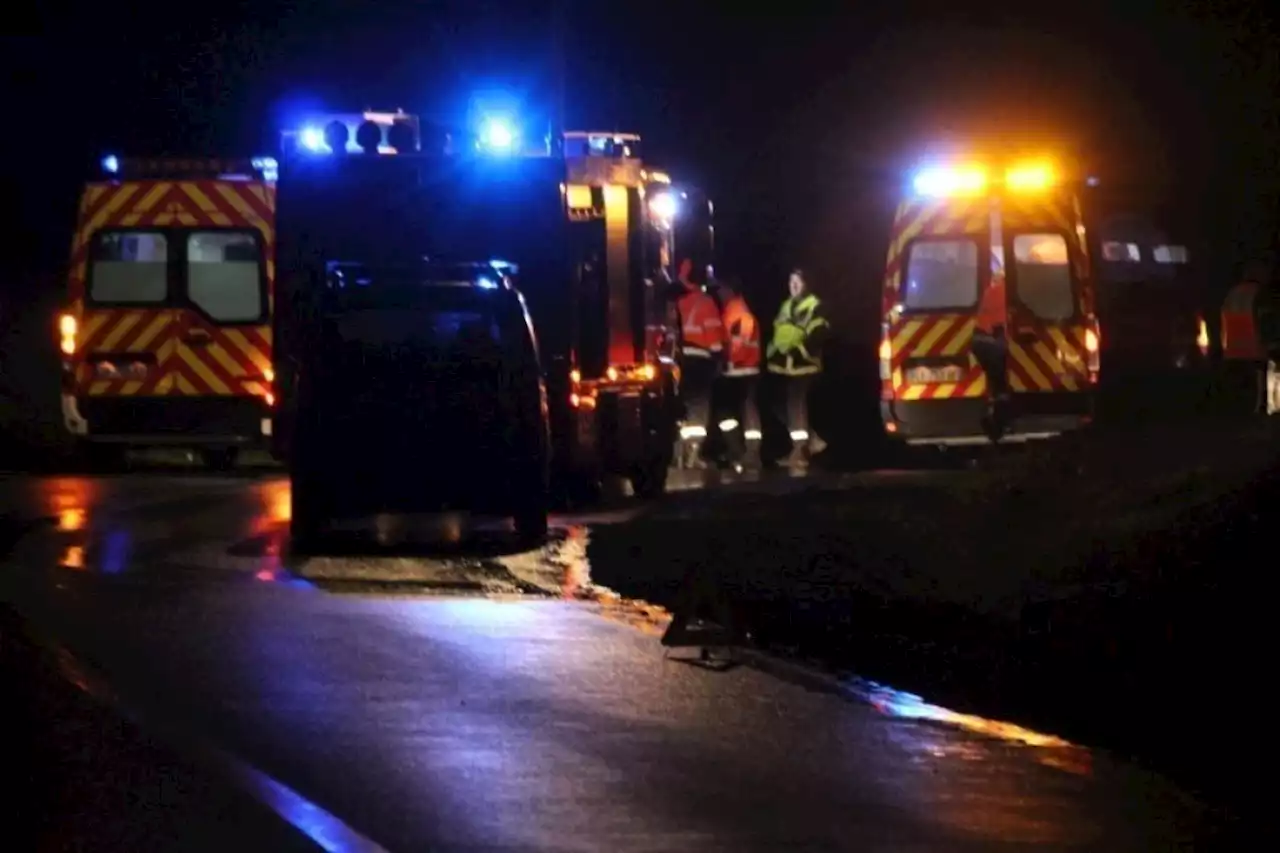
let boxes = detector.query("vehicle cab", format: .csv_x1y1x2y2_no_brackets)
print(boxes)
879,158,1100,445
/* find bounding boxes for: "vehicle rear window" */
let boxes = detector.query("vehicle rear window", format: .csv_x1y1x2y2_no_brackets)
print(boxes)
1012,233,1076,321
902,239,980,311
186,231,264,322
89,232,168,303
1101,241,1141,262
1153,244,1189,264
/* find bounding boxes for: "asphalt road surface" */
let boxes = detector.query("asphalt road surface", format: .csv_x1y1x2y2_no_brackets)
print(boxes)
0,469,1222,851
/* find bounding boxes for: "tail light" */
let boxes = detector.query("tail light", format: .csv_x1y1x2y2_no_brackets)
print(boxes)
567,367,595,409
878,325,895,400
1084,322,1101,377
1196,315,1210,356
59,313,77,356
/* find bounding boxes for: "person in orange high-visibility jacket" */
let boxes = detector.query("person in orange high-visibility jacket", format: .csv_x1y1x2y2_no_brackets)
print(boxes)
705,275,760,468
972,273,1009,401
670,258,724,454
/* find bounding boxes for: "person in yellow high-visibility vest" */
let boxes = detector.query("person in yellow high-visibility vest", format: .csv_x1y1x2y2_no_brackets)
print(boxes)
765,270,829,465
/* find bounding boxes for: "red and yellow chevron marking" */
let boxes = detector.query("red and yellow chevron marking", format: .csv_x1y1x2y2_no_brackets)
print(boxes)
1006,322,1092,393
65,179,275,399
887,315,987,400
70,310,273,398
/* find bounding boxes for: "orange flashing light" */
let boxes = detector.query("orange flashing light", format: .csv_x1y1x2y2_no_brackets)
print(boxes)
1005,161,1056,192
1084,328,1099,353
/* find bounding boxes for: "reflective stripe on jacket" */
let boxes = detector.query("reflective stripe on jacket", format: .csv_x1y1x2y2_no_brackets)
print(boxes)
677,287,724,358
722,295,760,376
767,293,828,376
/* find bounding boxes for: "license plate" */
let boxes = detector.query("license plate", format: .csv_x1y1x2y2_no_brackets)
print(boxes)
907,365,963,384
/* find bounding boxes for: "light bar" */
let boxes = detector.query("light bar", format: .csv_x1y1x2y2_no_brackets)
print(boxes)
286,110,421,156
912,165,988,197
101,156,277,182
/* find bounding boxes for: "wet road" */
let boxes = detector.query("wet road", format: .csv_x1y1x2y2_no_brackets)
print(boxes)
0,470,1219,851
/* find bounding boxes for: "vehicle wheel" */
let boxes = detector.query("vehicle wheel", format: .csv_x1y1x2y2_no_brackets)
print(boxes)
199,447,239,472
513,505,549,544
630,458,669,499
552,469,603,509
289,475,330,555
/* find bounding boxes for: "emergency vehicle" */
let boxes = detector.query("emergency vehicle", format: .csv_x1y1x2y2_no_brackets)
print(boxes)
879,160,1100,445
59,155,277,469
1084,202,1206,378
273,113,686,541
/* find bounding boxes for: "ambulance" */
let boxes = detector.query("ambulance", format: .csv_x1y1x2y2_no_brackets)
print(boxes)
879,159,1100,445
59,156,277,469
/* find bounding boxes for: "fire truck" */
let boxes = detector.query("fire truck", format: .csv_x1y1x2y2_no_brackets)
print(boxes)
58,155,277,469
273,112,699,532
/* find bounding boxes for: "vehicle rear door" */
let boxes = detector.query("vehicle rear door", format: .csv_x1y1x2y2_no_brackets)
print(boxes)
77,229,178,397
173,227,273,398
1003,219,1094,402
884,198,990,403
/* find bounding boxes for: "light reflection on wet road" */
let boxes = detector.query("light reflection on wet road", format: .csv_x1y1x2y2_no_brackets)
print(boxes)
0,470,1218,850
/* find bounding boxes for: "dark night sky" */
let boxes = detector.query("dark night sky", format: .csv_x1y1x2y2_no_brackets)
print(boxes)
4,1,1278,325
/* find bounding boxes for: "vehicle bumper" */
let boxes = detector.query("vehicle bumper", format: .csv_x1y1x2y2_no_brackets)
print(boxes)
882,393,1093,446
65,394,272,446
566,384,671,475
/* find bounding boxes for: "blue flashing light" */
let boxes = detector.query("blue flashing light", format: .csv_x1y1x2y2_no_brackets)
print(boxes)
478,118,517,154
101,154,120,175
300,126,327,152
476,275,500,290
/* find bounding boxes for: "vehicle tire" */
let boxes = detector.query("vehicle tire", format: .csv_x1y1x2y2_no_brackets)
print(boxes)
199,447,239,472
630,457,669,499
513,503,549,544
289,472,331,555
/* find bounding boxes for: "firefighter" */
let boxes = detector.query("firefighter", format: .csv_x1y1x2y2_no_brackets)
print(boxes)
972,270,1010,431
705,275,760,469
671,257,724,460
765,269,828,466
